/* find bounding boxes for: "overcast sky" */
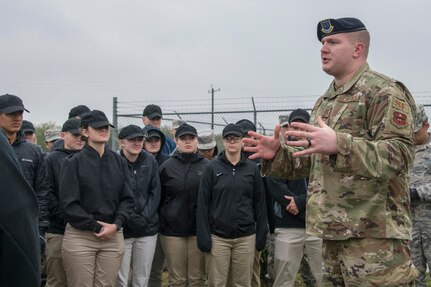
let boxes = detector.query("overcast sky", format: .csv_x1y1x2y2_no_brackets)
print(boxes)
1,0,430,127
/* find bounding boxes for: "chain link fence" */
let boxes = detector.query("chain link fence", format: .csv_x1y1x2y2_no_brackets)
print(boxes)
111,95,431,151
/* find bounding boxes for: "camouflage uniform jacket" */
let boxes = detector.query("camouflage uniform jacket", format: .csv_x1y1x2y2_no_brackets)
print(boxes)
409,140,431,223
262,63,416,240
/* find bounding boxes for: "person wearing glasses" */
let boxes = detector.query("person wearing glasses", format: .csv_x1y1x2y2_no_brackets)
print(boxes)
197,123,268,287
59,110,134,287
158,123,208,287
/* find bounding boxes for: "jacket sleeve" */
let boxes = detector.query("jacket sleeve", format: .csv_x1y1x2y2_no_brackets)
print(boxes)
330,85,415,179
264,177,293,208
60,156,100,231
114,157,135,228
34,149,49,232
144,157,161,223
417,182,431,202
290,178,307,213
260,145,311,180
254,166,268,251
45,156,64,225
196,164,213,252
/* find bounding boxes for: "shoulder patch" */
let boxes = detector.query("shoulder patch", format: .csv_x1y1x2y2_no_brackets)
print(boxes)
393,99,408,112
392,111,408,127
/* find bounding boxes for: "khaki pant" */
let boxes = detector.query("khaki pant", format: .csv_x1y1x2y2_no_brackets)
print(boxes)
148,234,166,287
323,238,418,287
273,228,323,287
160,235,205,287
206,234,255,287
45,233,67,287
62,224,125,287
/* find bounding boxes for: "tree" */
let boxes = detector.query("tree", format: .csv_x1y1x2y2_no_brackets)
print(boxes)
35,121,60,152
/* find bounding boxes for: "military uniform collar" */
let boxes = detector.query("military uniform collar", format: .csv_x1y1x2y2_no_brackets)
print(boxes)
325,63,370,99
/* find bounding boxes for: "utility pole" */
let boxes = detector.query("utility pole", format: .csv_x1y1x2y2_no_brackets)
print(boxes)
111,97,118,151
208,84,220,130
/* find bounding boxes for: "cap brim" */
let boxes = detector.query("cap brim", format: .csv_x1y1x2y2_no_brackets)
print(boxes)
147,113,162,119
46,136,61,142
223,131,243,138
63,129,81,136
21,128,35,133
176,131,197,138
124,133,144,140
198,142,216,150
89,121,115,128
289,117,308,123
1,106,30,114
147,134,161,139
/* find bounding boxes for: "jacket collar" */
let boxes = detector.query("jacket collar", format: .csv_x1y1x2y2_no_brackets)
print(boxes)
324,63,369,99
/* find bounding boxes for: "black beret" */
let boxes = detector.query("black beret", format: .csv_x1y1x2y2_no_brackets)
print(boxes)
317,17,367,42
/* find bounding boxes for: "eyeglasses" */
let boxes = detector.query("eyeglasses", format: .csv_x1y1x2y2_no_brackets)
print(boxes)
223,136,242,143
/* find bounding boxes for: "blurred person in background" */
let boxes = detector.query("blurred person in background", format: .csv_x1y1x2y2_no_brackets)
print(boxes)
142,104,176,155
44,118,84,287
197,129,218,160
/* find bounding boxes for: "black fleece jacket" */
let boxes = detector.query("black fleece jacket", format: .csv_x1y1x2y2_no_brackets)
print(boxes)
264,177,308,229
158,151,208,237
12,133,49,232
197,151,268,252
0,130,40,287
44,146,80,234
121,150,161,238
59,144,134,232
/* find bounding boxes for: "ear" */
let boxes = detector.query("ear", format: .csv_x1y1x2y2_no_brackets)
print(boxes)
81,128,88,137
353,42,365,58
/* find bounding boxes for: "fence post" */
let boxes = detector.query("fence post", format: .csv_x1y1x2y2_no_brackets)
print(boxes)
252,97,257,130
111,97,118,151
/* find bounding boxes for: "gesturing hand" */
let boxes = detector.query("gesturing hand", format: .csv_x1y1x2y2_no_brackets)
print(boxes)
243,125,282,160
284,116,338,157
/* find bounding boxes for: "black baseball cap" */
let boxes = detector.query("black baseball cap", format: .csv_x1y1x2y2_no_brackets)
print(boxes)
80,110,114,128
143,104,162,119
289,109,310,124
68,105,91,119
21,120,35,133
61,118,81,135
118,125,144,140
236,119,256,134
222,124,244,138
175,123,197,138
0,94,29,114
317,17,367,42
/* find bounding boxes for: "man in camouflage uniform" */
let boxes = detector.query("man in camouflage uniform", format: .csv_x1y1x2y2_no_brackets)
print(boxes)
409,105,431,287
244,17,418,286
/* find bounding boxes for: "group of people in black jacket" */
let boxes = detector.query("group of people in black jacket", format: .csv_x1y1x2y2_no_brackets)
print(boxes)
0,92,319,287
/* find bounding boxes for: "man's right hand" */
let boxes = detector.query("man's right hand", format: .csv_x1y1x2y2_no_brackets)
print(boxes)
243,125,281,160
